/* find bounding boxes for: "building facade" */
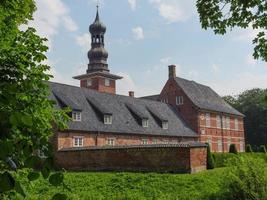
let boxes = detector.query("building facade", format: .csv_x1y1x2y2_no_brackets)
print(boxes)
51,8,245,154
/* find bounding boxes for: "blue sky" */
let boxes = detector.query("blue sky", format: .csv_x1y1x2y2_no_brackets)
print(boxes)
27,0,266,97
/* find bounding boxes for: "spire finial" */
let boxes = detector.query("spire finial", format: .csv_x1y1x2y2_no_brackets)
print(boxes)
95,0,100,22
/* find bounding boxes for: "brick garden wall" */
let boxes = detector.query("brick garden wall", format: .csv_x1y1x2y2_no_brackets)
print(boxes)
55,144,207,173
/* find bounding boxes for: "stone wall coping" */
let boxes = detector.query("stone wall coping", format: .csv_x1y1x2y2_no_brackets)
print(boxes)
58,142,207,152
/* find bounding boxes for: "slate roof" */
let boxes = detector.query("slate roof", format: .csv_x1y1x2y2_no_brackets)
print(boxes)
49,82,197,137
174,77,244,116
140,94,159,101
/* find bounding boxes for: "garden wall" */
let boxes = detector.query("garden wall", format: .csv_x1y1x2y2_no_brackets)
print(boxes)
55,143,207,173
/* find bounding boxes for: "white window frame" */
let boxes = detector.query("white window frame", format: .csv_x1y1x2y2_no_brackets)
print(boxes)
217,139,222,152
73,137,83,147
104,115,112,124
162,140,169,144
106,138,115,146
216,115,221,128
222,116,226,129
152,139,157,144
142,119,149,127
141,139,148,145
87,78,92,86
226,116,230,130
176,96,184,105
201,129,205,135
104,78,110,86
235,118,239,130
72,111,82,121
205,113,211,127
240,140,244,152
162,121,168,129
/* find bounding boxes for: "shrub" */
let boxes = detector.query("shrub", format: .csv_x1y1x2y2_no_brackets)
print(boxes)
219,157,267,200
260,145,267,153
206,143,214,169
245,144,253,153
212,153,237,168
229,144,238,154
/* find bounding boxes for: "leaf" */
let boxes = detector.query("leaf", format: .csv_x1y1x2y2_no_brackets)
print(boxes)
15,181,26,197
27,171,40,182
24,156,40,168
52,193,68,200
0,171,15,193
41,166,50,179
49,173,63,187
21,115,33,126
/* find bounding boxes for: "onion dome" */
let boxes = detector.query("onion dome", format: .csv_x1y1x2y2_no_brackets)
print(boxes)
89,9,106,34
88,47,108,60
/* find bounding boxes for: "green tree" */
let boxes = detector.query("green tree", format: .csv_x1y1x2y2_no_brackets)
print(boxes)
229,144,238,154
206,143,215,169
197,0,267,62
0,0,69,199
224,89,267,147
245,144,253,153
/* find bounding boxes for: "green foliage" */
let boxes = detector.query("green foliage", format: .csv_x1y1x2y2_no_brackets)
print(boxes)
212,153,238,168
229,144,238,154
196,0,267,62
206,144,214,169
219,157,267,200
260,145,267,153
223,89,267,147
0,0,70,198
245,144,253,153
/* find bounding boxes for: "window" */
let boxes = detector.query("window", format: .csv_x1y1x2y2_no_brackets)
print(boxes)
217,139,222,152
72,111,81,121
207,137,212,149
152,139,157,144
87,79,92,86
162,121,168,129
205,113,211,127
176,96,184,105
227,138,231,151
226,116,230,130
162,140,169,144
216,115,221,128
222,116,226,129
235,118,239,130
240,140,244,152
104,78,110,86
141,139,148,145
106,138,115,146
73,137,83,147
142,119,149,127
201,129,205,135
104,115,112,124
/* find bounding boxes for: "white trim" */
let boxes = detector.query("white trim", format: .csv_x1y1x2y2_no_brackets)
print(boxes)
106,138,115,146
72,111,82,121
104,115,112,124
176,96,184,105
205,113,211,127
104,78,110,86
141,139,148,145
73,137,83,147
162,121,168,129
142,119,149,127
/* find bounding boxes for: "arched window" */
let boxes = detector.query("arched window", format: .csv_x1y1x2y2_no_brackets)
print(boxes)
96,35,100,43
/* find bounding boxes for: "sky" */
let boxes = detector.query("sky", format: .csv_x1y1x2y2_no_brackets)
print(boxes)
26,0,267,97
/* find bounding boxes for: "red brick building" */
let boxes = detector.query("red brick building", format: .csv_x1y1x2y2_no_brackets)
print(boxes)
50,8,244,158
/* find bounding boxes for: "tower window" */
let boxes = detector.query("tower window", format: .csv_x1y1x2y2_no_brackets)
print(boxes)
104,115,112,124
72,111,81,121
104,78,110,86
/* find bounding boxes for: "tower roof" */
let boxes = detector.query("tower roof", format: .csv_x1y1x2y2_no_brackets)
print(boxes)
89,7,106,34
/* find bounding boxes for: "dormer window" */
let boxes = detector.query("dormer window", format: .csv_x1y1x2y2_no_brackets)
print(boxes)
72,111,81,121
104,115,112,124
87,79,92,86
142,119,148,127
176,96,184,105
104,78,110,86
162,121,168,129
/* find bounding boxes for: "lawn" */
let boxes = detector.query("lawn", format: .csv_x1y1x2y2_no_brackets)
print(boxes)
18,168,226,200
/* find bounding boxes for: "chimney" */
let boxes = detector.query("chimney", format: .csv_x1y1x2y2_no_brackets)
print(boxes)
168,65,176,79
129,91,134,97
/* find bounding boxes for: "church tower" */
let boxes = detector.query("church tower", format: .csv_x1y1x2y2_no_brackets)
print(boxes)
73,6,122,94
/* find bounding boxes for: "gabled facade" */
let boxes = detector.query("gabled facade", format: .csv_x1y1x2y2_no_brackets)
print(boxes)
156,65,245,152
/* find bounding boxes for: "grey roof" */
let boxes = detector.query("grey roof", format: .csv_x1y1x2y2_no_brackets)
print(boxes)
49,82,197,137
140,94,159,101
175,77,244,116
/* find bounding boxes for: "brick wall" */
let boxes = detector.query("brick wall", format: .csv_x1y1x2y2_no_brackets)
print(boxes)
56,131,198,150
54,144,207,173
80,76,116,94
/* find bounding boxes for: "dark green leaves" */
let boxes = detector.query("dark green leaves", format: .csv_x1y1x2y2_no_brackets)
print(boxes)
49,173,64,187
52,193,68,200
14,181,26,197
27,171,40,181
0,171,15,193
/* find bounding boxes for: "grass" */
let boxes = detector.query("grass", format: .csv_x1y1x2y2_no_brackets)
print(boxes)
17,168,227,200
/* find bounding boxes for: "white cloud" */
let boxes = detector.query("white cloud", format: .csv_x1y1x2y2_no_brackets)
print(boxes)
211,64,220,73
128,0,137,11
132,27,144,40
188,70,198,78
149,0,194,23
75,33,91,50
23,0,78,48
160,57,172,65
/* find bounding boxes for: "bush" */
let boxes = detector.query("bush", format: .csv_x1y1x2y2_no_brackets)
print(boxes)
206,144,214,169
245,144,253,153
219,157,267,200
229,144,238,154
260,145,267,153
212,153,237,168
